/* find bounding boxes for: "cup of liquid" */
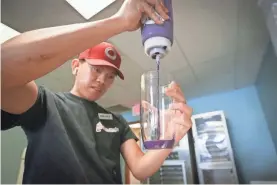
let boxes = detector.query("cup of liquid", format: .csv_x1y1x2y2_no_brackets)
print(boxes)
140,70,175,150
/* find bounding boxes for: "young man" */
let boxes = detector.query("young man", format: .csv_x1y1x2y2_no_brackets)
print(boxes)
1,0,193,183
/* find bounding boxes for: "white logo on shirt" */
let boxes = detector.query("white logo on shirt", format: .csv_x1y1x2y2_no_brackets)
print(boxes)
96,122,119,133
98,113,113,120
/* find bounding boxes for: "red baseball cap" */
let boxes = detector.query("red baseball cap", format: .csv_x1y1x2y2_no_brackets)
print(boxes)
78,42,124,80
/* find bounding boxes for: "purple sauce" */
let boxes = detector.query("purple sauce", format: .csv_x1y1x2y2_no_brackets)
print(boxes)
143,139,175,149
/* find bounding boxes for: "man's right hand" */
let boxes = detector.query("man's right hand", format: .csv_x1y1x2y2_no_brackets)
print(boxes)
114,0,170,32
1,0,169,116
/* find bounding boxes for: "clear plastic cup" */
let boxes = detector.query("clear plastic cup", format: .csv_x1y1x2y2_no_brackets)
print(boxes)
140,71,175,149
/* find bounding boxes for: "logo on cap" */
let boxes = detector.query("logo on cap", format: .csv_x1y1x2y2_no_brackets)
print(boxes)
105,47,117,61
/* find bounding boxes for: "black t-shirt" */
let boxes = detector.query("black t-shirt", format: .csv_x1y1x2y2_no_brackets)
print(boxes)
1,86,138,184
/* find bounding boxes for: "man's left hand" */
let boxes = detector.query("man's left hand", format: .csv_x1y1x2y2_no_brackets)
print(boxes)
164,81,193,143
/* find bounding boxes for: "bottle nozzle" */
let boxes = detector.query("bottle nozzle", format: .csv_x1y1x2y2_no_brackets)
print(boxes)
143,37,172,60
149,47,166,60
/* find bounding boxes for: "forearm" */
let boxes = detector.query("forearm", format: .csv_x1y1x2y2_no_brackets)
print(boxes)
134,149,172,180
1,16,126,89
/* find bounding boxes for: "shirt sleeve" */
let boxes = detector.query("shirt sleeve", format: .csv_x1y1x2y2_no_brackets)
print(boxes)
116,115,139,145
1,86,47,131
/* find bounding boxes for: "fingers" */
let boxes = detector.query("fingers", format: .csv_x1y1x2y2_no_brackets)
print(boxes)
141,0,170,25
154,0,169,20
166,89,185,103
174,119,192,131
165,81,187,103
160,0,169,13
176,116,192,130
142,2,163,24
141,100,158,114
169,103,193,116
168,102,193,126
170,116,192,142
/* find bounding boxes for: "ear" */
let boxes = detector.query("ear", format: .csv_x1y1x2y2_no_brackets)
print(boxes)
71,59,80,75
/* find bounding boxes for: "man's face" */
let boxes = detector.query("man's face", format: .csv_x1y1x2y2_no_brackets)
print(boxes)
72,59,117,101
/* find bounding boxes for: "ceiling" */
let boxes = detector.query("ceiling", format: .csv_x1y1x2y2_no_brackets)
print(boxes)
1,0,270,110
